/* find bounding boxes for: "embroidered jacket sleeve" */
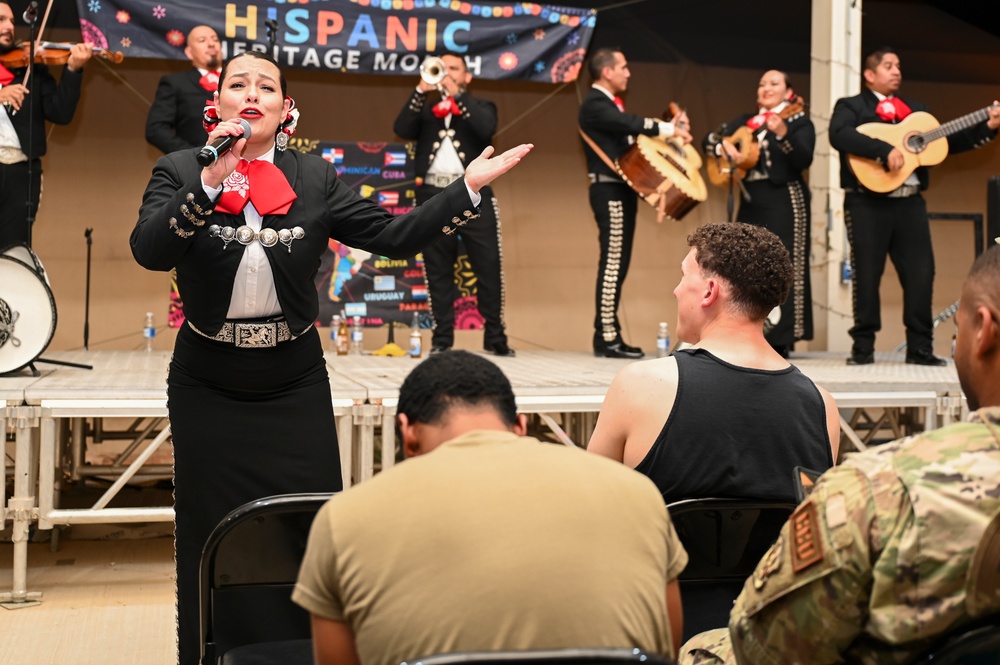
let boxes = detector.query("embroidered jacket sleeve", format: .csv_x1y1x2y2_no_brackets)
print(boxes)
579,93,660,138
393,89,427,139
450,92,497,142
770,114,815,173
320,159,480,257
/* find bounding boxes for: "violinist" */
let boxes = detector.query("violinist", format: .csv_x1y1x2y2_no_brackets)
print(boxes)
706,70,814,358
0,1,92,250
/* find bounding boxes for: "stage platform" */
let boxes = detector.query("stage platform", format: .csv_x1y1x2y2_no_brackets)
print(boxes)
2,348,966,607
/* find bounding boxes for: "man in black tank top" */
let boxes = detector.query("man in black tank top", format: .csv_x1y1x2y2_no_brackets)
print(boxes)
588,223,839,503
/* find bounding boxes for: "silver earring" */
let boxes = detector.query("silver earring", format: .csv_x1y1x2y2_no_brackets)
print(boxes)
275,132,289,151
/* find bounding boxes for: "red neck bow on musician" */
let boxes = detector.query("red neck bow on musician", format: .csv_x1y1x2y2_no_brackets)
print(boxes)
613,96,625,112
876,96,912,122
199,69,221,93
216,159,297,216
432,96,461,119
0,63,14,86
746,111,775,131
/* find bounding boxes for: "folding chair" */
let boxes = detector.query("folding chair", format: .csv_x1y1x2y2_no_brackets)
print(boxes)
199,492,335,665
667,498,796,643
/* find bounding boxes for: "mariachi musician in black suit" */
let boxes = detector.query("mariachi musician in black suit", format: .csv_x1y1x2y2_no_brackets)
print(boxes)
130,50,532,665
393,53,513,356
145,25,221,154
578,47,692,359
0,1,91,250
830,47,1000,367
711,70,815,358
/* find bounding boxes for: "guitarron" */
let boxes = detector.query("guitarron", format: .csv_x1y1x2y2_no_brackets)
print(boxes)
848,104,998,193
615,102,707,222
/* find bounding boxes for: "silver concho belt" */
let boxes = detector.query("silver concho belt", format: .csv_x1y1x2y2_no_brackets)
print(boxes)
188,319,295,348
208,224,305,252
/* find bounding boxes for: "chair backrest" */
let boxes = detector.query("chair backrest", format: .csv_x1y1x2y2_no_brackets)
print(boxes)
401,648,674,665
667,498,796,642
199,492,335,665
914,614,1000,664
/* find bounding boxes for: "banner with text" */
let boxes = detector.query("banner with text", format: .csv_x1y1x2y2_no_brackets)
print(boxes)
74,0,595,82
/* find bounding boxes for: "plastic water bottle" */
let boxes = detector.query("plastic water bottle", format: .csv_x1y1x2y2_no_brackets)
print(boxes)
409,312,422,358
656,321,670,358
143,312,155,352
350,315,363,355
329,314,340,352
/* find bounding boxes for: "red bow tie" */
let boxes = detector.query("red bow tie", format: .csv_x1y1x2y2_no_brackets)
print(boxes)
431,97,461,119
215,159,298,216
875,96,911,122
746,111,776,131
613,96,625,112
199,70,221,93
0,63,15,86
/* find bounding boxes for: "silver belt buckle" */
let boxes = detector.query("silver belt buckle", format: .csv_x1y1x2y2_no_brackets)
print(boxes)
233,322,278,348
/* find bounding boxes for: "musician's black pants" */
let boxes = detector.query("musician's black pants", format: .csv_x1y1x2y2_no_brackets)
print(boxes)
417,184,507,348
0,160,42,251
845,192,935,355
589,182,638,349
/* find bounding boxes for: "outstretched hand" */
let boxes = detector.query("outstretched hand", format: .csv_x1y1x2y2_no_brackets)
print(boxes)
464,144,534,194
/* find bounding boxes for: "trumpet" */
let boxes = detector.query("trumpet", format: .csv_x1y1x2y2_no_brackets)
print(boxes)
420,56,449,96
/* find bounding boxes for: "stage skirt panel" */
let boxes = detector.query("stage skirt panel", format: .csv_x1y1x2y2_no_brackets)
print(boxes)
168,323,343,665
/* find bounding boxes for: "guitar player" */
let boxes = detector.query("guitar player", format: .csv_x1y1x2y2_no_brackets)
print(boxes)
830,46,1000,367
579,47,693,359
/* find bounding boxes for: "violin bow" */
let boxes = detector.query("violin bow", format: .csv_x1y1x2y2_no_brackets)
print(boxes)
23,0,56,89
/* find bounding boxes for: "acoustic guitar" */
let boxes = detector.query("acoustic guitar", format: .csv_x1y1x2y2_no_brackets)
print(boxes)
848,104,999,193
615,102,707,222
705,95,807,188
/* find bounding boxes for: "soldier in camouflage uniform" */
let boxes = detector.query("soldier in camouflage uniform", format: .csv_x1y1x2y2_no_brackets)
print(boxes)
680,244,1000,664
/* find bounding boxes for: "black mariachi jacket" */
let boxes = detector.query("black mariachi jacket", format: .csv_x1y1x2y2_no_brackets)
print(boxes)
131,147,480,336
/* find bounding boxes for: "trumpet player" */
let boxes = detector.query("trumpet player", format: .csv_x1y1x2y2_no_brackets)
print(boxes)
394,54,514,356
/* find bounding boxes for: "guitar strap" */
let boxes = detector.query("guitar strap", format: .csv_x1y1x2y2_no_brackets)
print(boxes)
579,127,675,222
578,128,623,178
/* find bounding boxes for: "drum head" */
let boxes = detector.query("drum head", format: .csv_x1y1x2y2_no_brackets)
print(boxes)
2,243,50,285
0,255,57,374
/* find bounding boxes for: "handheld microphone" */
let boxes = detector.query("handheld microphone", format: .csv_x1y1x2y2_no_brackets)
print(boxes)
22,1,38,24
196,119,252,167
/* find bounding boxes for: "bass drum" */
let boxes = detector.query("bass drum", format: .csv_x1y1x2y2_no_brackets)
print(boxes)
0,245,57,375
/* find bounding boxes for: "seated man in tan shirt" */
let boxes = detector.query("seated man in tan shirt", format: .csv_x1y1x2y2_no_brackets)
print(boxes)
293,350,688,665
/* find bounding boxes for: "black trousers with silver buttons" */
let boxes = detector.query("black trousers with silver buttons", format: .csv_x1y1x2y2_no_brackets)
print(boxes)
590,182,638,349
418,184,507,348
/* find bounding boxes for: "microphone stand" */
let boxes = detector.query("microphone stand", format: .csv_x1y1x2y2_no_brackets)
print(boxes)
83,227,92,350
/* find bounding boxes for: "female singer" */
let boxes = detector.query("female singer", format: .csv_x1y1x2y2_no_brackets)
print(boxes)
130,50,531,665
713,70,815,357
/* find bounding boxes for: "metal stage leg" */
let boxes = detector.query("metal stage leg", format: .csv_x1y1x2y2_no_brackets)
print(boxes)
1,407,43,608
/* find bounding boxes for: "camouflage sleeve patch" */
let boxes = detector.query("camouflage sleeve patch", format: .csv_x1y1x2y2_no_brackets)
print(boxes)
791,502,824,572
730,467,877,663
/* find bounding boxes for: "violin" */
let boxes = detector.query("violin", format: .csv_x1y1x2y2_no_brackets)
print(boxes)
0,41,124,69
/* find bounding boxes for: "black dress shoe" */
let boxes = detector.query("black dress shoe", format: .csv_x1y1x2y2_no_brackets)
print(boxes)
846,351,874,365
905,349,947,366
430,344,452,354
595,343,644,359
484,341,515,357
620,341,644,355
